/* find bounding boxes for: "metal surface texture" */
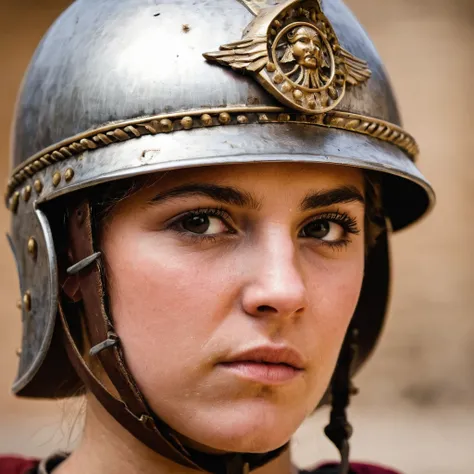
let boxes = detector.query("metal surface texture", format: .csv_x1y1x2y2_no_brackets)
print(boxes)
11,0,402,169
7,0,435,401
9,208,58,394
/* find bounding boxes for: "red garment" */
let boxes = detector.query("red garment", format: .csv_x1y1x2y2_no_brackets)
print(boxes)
318,462,401,474
0,457,38,474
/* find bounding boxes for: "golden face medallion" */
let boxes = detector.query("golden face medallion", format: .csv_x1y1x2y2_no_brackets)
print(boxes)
204,0,371,114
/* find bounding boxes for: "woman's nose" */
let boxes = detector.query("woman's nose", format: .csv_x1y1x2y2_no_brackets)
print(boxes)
241,233,307,319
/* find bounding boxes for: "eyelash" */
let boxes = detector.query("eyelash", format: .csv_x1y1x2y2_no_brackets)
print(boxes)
167,207,360,248
166,207,235,242
300,211,360,250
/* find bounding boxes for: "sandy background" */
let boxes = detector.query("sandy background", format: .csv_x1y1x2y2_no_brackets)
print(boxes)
0,1,473,473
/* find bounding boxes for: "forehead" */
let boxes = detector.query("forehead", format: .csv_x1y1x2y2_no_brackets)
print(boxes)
146,162,364,193
294,26,318,39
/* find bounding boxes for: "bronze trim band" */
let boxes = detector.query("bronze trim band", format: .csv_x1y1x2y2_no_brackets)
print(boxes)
6,106,418,202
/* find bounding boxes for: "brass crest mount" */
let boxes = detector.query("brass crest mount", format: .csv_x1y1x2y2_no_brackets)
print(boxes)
204,0,371,114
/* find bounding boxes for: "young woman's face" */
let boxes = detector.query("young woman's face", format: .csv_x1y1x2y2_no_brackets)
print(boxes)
101,163,366,454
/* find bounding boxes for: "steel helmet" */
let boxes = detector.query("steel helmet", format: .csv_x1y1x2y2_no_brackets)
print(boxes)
7,0,434,472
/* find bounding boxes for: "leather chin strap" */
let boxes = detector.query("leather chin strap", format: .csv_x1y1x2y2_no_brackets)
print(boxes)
324,329,358,474
60,200,287,473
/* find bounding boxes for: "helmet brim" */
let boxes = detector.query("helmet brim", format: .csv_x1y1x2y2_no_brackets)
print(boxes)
38,122,434,231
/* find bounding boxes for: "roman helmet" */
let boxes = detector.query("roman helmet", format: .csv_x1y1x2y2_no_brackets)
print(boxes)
6,0,434,473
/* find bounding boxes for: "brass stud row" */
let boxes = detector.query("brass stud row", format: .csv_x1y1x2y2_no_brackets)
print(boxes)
10,180,44,212
53,168,75,187
10,172,73,211
6,107,419,200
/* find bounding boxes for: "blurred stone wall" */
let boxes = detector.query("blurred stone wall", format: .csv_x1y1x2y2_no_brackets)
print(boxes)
0,1,473,473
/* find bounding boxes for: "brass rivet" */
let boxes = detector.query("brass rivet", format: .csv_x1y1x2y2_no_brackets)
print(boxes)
34,179,43,194
273,73,283,84
23,185,32,202
52,171,61,187
201,114,213,126
23,291,31,312
160,119,173,132
258,114,269,122
237,115,249,124
281,82,292,93
218,112,231,125
64,168,75,182
293,89,303,100
16,348,22,357
266,63,276,72
27,237,37,259
10,191,20,213
278,113,290,122
181,116,193,130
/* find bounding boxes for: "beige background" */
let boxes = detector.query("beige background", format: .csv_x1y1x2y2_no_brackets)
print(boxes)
0,1,473,473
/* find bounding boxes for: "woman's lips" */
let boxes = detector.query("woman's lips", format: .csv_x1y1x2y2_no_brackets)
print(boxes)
219,361,303,384
218,345,306,385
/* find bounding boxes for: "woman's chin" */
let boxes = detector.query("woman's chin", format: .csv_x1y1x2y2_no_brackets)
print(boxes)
184,428,291,454
172,406,303,454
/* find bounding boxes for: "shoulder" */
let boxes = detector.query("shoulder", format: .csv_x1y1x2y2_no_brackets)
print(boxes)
0,456,39,474
307,463,403,474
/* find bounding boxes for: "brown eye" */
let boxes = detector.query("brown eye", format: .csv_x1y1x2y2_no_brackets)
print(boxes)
182,215,211,234
300,219,345,242
178,213,230,235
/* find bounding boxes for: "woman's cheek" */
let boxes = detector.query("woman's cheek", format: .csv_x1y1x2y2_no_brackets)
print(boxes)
107,237,232,389
304,256,364,376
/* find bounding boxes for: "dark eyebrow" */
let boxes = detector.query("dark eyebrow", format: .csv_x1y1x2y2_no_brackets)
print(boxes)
300,186,365,211
150,183,261,210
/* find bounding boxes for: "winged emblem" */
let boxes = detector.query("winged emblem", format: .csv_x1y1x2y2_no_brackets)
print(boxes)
203,0,372,114
203,36,269,73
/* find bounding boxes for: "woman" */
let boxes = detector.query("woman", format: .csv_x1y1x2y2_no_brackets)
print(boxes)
2,0,434,473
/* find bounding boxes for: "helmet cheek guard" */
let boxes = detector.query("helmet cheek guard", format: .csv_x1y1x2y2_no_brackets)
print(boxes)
7,0,435,472
8,206,60,396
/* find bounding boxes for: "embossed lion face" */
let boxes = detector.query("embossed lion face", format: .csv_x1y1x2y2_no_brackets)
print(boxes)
287,26,322,69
